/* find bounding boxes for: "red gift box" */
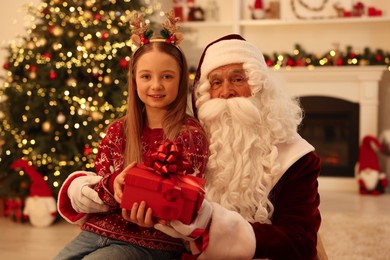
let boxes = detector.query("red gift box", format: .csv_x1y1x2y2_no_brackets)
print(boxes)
121,164,205,224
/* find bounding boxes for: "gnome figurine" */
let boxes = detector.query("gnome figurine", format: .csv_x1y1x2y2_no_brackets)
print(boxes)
250,0,265,19
356,135,388,195
10,159,57,227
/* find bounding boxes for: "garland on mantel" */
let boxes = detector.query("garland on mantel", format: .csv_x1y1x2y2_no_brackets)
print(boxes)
263,44,390,69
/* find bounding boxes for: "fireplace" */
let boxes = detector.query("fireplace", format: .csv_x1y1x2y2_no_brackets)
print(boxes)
274,66,386,191
299,96,359,177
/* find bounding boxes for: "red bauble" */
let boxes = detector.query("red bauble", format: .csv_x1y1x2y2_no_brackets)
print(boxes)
101,31,109,40
29,65,37,72
349,52,357,59
42,8,50,15
266,59,274,67
49,71,58,80
336,58,344,66
286,58,295,67
3,62,9,70
119,57,129,69
375,55,383,62
43,52,53,60
94,13,102,20
49,26,55,35
83,145,92,156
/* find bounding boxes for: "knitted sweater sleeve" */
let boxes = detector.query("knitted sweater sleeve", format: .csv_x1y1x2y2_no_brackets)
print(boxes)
93,120,125,208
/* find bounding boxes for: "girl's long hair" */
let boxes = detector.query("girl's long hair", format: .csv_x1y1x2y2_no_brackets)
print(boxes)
123,41,190,166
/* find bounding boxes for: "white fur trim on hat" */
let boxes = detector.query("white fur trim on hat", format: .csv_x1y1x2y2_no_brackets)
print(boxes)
199,39,267,83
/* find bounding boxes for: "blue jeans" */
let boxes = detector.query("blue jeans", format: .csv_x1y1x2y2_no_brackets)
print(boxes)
53,230,182,260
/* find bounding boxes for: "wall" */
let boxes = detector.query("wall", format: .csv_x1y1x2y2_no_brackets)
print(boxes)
0,1,41,70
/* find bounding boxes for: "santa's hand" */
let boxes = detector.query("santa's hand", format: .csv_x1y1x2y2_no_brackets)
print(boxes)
67,175,109,213
154,199,213,241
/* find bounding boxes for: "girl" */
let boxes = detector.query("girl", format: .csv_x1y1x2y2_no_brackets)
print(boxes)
55,12,209,260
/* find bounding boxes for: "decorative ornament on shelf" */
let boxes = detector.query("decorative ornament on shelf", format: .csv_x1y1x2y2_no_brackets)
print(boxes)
291,0,336,20
205,0,219,21
173,0,185,21
266,0,280,19
249,0,265,19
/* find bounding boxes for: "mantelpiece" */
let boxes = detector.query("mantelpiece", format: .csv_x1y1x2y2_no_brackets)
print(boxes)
273,66,387,191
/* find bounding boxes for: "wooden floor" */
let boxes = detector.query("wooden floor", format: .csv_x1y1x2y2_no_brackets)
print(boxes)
1,189,390,260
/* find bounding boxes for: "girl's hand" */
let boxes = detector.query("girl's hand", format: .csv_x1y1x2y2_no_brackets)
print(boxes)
122,201,154,228
113,161,137,204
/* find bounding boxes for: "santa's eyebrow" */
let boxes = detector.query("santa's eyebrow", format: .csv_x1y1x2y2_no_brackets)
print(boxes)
228,68,246,75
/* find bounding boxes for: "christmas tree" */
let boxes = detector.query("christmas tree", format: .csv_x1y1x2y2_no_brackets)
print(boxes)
0,0,147,199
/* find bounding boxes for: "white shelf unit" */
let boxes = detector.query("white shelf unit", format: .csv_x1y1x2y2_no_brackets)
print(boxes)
178,0,390,67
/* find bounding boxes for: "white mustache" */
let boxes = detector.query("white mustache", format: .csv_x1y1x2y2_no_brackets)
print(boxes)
198,97,261,126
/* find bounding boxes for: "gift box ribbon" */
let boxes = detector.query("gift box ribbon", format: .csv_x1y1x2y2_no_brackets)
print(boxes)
144,140,191,177
142,140,205,198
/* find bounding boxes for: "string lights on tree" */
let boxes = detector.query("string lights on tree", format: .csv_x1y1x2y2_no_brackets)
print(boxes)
0,0,149,200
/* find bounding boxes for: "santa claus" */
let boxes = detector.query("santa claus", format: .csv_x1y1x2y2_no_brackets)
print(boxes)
356,135,388,195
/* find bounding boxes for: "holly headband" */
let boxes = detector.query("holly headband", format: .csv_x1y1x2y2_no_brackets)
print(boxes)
130,9,184,50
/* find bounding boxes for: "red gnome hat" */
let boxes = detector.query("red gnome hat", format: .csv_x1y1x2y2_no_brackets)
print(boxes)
10,159,53,197
254,0,263,9
358,135,384,172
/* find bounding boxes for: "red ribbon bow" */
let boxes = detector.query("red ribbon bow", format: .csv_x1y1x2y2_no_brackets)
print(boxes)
144,141,191,177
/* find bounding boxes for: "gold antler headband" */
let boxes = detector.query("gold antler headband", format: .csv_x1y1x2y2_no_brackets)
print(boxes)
130,9,184,49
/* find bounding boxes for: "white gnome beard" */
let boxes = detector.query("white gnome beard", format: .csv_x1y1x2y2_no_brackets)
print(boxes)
197,97,276,223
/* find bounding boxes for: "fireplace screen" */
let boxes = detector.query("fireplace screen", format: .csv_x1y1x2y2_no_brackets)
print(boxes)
299,96,359,177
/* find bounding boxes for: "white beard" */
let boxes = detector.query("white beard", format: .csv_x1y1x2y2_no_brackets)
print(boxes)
198,97,280,223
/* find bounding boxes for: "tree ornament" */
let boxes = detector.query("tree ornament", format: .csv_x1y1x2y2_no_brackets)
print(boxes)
101,31,109,40
29,72,37,80
84,40,94,50
91,111,102,121
84,11,93,20
119,57,129,69
48,71,58,80
94,13,102,21
66,78,77,87
83,144,93,156
103,75,112,84
42,52,53,60
42,121,51,132
56,113,66,124
27,41,35,49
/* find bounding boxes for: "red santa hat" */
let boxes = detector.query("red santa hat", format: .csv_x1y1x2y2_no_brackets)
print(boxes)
358,135,384,172
9,159,57,227
192,34,267,117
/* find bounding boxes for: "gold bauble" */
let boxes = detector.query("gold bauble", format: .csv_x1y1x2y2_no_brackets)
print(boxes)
84,40,94,50
91,111,102,121
84,11,93,20
27,41,35,49
29,72,37,80
66,78,77,87
103,75,112,84
57,113,66,124
110,26,119,35
42,121,51,132
53,26,64,37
